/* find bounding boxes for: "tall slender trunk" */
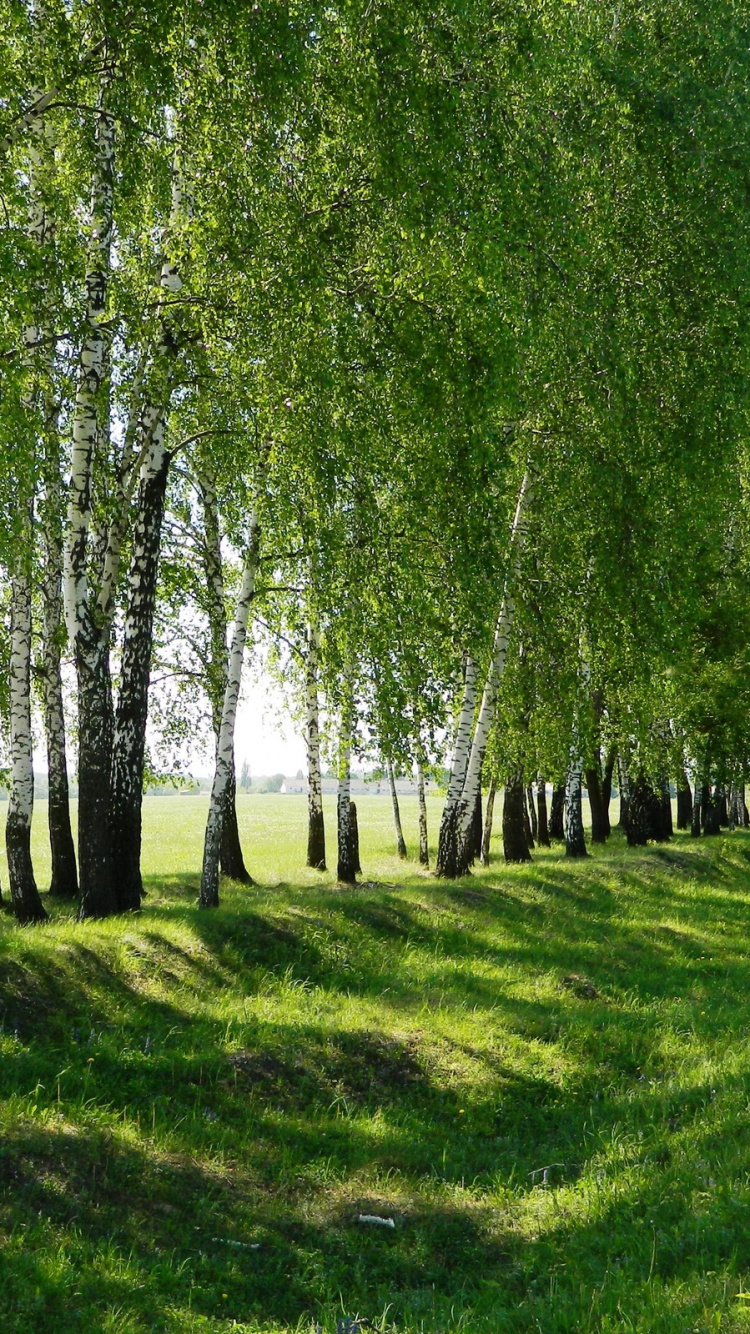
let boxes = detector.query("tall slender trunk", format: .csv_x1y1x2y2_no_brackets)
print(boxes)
704,786,721,836
305,621,326,869
481,777,496,866
23,42,77,901
565,764,587,858
416,763,429,866
197,464,250,883
471,786,483,859
676,770,692,830
503,771,531,862
435,655,477,876
200,513,261,907
729,782,746,831
7,545,47,924
526,782,538,843
351,801,362,874
110,435,170,911
40,442,77,898
522,784,534,848
63,76,116,919
691,772,702,837
387,760,407,859
220,760,251,880
601,747,616,837
109,148,191,909
536,779,550,847
659,776,673,840
439,472,533,878
617,755,631,833
336,686,357,885
549,784,565,840
585,762,608,843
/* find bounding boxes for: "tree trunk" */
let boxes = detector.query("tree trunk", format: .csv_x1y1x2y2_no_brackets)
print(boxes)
471,785,483,859
676,770,692,830
387,760,408,858
617,755,631,832
522,784,534,848
444,472,533,877
704,787,721,836
200,514,261,908
717,787,729,827
626,774,650,846
40,455,78,898
725,779,741,827
436,654,477,877
503,771,531,862
526,782,538,842
416,763,429,866
549,784,565,840
305,622,326,869
565,764,588,858
336,688,357,885
691,778,702,837
601,747,616,837
219,757,252,881
659,776,673,840
197,463,251,884
24,44,77,902
351,801,362,874
109,145,191,910
700,783,711,828
585,763,608,843
63,76,116,919
536,779,550,847
7,558,47,924
110,436,170,912
481,778,496,866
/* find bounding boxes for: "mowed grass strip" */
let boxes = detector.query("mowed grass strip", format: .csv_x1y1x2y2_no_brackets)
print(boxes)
1,795,750,1332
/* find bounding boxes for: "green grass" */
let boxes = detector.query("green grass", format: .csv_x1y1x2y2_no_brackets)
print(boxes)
3,794,750,1332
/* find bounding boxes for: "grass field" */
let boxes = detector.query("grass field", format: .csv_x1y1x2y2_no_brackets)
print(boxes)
2,794,750,1332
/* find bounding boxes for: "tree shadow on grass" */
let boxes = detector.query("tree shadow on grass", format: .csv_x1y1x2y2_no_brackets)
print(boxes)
3,833,750,1328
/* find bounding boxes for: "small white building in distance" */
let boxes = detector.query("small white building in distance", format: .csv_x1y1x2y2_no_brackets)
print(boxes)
279,775,436,796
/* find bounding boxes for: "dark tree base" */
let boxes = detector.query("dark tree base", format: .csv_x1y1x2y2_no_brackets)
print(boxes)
7,819,47,924
536,780,550,847
503,773,531,863
549,785,565,841
307,806,326,870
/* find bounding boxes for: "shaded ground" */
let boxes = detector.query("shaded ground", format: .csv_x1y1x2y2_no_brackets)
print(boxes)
1,800,750,1331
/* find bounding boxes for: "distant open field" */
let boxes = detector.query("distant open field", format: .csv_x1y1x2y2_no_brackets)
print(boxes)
0,792,621,892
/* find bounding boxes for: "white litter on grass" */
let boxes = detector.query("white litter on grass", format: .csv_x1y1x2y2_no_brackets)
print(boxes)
210,1237,261,1250
357,1213,395,1228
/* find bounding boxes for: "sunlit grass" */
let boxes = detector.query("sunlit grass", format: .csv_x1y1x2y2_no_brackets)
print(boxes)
2,796,750,1331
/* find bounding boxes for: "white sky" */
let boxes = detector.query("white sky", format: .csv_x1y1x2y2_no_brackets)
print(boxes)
234,674,308,777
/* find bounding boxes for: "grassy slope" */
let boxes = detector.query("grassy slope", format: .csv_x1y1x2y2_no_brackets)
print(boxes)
2,795,750,1333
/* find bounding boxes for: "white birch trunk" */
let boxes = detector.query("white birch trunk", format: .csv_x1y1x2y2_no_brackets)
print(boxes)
305,622,326,869
63,83,115,645
6,38,51,922
388,759,408,858
435,655,477,875
200,513,261,907
6,517,46,922
336,682,357,884
416,761,429,866
564,758,587,857
449,472,533,873
444,655,478,814
8,557,34,837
